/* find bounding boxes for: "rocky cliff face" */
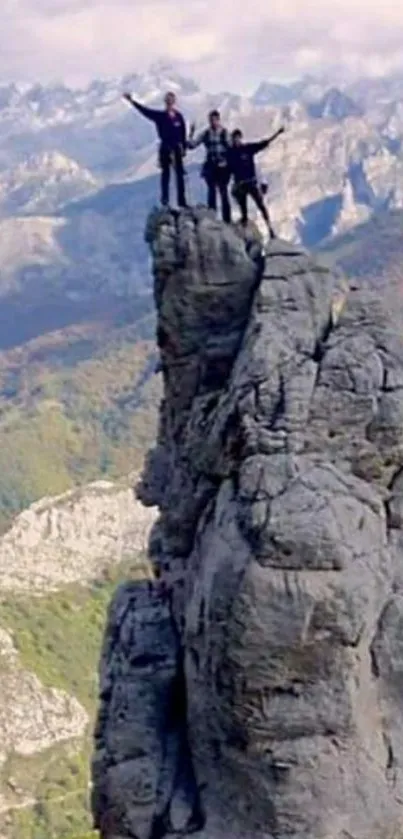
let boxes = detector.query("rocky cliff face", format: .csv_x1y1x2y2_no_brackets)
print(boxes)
93,207,403,839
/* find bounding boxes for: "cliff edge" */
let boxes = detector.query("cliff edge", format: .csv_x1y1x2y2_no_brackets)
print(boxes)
92,207,403,839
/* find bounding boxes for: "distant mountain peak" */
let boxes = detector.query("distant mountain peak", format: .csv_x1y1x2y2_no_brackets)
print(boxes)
0,151,99,216
123,61,200,101
308,87,363,120
252,80,296,106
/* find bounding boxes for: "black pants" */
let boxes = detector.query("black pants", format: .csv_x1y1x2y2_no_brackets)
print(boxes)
159,146,186,207
203,163,231,223
234,180,270,225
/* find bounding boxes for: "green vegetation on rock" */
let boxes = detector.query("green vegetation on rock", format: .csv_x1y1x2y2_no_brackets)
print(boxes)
0,559,149,839
0,312,161,531
2,743,91,839
0,559,149,708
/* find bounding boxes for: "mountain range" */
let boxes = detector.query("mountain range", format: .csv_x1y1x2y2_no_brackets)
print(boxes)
0,62,401,524
0,60,403,839
1,62,403,235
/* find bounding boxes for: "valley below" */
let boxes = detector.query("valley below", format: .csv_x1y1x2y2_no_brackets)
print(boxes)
0,480,156,839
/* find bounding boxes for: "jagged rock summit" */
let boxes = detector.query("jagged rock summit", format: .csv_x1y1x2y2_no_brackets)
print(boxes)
92,208,403,839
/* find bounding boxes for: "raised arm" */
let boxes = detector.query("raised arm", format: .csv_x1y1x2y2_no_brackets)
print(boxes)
123,93,160,123
247,126,285,155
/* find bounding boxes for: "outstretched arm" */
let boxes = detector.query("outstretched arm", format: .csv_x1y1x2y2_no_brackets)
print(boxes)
248,126,285,154
123,93,160,123
187,125,206,149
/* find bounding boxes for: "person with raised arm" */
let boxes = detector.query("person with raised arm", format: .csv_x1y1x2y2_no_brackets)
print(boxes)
228,126,285,237
123,90,187,208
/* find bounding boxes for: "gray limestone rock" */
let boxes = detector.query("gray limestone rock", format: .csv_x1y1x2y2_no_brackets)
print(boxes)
92,579,203,839
93,208,403,839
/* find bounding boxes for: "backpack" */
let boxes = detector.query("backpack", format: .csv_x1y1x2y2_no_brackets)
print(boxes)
203,128,229,164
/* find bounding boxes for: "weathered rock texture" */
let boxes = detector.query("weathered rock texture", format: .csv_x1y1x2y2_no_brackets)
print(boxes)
93,207,403,839
0,478,156,591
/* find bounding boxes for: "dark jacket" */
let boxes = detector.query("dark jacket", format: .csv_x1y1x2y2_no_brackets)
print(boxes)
131,100,186,150
228,138,271,184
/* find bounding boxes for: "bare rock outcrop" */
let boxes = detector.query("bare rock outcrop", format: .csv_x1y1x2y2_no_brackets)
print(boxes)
0,478,157,592
93,207,403,839
0,627,88,759
0,626,88,820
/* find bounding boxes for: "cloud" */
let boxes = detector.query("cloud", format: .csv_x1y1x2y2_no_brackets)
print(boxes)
1,0,403,90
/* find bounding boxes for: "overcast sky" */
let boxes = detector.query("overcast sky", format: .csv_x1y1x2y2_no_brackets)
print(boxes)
3,0,403,91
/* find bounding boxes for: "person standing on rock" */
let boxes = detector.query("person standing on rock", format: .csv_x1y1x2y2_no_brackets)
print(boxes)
187,110,232,223
123,91,187,208
228,126,285,237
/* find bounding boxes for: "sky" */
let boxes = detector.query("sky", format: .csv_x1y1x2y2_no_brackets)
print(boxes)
3,0,403,91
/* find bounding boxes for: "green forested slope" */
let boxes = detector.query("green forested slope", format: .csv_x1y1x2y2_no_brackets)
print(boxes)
0,306,161,531
0,559,150,839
